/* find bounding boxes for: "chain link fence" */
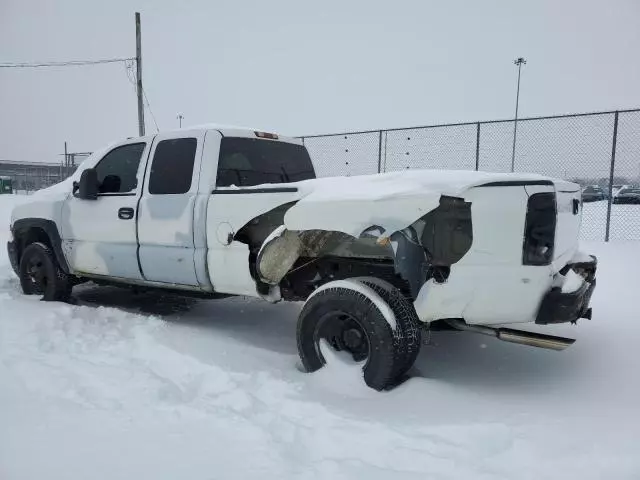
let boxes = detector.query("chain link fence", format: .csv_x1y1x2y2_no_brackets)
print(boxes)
303,109,640,241
0,162,77,194
2,109,638,241
0,151,91,194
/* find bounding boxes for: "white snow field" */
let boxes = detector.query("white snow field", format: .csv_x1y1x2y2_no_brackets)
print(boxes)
1,193,639,480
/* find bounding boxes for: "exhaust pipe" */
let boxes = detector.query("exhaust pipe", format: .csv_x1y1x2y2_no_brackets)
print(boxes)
445,319,575,351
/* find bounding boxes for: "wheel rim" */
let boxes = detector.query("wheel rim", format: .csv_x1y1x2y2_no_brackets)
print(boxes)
26,256,48,294
315,311,370,363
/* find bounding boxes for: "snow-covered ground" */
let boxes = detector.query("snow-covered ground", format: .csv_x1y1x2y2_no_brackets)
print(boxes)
1,194,639,480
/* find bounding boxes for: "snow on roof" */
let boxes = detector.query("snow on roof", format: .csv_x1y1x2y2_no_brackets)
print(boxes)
183,122,265,131
143,123,299,143
295,168,551,201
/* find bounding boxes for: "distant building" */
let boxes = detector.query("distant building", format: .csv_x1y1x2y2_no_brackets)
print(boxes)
0,160,77,192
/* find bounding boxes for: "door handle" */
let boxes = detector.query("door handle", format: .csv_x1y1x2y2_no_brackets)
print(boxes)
118,207,135,220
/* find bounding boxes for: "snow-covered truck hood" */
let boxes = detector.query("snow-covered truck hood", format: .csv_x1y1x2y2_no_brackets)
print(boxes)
273,169,563,238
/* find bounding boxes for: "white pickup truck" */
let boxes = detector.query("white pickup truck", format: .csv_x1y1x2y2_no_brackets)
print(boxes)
7,125,597,390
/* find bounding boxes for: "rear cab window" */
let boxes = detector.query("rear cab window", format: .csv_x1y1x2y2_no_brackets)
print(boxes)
216,138,315,187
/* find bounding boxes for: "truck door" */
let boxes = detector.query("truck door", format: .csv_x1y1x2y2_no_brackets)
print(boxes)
60,140,150,279
137,130,205,286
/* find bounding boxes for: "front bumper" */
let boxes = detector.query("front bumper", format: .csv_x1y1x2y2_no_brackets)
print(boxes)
7,240,19,276
535,256,597,325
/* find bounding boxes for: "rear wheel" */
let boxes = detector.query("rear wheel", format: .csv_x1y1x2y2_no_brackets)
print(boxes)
19,242,72,302
297,280,401,390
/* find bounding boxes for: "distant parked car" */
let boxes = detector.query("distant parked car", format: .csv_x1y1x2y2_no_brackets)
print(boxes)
613,186,640,205
612,184,626,197
612,184,631,199
581,185,606,202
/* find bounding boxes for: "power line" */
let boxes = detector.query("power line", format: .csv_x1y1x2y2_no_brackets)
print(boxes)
142,87,160,133
2,55,157,132
122,58,158,133
2,14,145,136
124,59,158,133
0,57,135,69
124,59,137,90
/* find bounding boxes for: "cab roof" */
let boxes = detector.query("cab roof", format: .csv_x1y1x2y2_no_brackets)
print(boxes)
135,124,301,145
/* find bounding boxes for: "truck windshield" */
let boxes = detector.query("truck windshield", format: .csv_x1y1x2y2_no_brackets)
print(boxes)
216,137,316,187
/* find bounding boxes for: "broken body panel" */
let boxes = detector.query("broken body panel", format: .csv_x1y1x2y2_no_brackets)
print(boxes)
209,172,588,326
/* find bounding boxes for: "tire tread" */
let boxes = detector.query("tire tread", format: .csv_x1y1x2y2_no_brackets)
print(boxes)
297,284,398,390
356,278,422,378
19,241,72,302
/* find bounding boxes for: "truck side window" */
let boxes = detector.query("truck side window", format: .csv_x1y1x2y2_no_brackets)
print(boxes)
94,143,146,194
216,138,315,187
149,138,197,195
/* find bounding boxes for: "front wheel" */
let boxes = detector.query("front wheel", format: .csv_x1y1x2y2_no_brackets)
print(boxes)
19,242,73,302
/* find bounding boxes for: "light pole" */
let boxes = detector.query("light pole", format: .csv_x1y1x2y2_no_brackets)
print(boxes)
511,57,526,172
177,114,184,128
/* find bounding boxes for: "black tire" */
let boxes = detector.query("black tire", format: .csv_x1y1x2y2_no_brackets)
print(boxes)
19,242,72,302
355,278,422,378
297,281,399,391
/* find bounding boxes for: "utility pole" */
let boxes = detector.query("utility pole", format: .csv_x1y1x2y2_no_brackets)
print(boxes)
511,57,526,172
135,12,145,137
177,114,184,128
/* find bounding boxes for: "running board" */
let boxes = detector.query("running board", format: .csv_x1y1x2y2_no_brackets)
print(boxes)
445,319,575,351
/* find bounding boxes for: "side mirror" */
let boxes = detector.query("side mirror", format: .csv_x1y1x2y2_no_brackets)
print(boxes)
75,168,99,200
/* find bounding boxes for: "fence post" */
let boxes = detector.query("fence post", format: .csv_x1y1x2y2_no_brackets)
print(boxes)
301,136,305,146
377,130,383,173
475,122,481,171
604,111,619,242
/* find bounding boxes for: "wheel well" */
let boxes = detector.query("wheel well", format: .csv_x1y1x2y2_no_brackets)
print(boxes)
247,224,407,300
11,219,70,274
16,227,53,261
275,255,412,302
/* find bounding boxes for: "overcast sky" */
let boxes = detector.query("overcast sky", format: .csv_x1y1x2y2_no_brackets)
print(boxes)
1,0,639,163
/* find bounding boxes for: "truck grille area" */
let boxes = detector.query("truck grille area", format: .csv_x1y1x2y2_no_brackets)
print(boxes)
522,192,557,265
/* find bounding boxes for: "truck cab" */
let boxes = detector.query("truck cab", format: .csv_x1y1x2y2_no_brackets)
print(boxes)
9,126,313,293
